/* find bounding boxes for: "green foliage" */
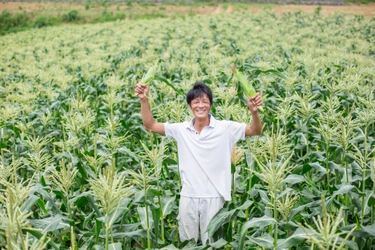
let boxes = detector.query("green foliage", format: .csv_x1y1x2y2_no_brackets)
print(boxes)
0,10,30,35
137,1,157,7
62,10,80,22
33,15,59,28
135,11,167,20
126,0,133,7
0,10,374,250
93,11,127,23
314,5,322,15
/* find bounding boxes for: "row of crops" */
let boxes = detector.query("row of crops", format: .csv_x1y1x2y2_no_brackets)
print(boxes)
0,9,374,250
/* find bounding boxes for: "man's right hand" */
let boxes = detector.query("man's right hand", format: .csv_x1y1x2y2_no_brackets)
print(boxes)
135,82,149,100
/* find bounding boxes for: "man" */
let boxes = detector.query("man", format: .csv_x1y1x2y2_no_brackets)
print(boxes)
135,81,262,245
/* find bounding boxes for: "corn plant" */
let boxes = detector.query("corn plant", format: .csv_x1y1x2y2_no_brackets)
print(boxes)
0,8,374,250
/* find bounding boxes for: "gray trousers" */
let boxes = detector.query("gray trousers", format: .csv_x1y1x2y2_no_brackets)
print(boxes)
177,196,224,245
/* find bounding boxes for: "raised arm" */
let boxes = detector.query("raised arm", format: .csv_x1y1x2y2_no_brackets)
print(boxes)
245,92,263,136
135,83,165,136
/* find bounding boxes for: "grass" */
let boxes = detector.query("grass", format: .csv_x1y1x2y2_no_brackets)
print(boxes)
0,3,173,35
0,7,173,35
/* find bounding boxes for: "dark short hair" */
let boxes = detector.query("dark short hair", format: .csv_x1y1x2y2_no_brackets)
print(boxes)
186,82,213,106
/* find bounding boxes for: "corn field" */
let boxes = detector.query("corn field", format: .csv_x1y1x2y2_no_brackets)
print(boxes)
0,9,374,250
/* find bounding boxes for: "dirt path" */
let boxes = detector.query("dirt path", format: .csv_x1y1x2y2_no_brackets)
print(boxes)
271,3,375,16
1,2,374,17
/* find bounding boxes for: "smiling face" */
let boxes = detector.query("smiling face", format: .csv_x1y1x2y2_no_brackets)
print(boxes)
188,94,211,119
186,82,213,121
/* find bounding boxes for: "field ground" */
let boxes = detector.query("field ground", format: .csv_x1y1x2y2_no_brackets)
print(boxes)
1,2,375,17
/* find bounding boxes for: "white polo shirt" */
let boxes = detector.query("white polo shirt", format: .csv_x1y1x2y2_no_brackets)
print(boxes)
164,114,246,201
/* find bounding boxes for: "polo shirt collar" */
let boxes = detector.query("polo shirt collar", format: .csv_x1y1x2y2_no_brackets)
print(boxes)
187,114,216,131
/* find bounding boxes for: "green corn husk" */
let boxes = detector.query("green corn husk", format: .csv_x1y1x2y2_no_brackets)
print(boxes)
232,64,263,112
237,71,256,98
141,63,159,84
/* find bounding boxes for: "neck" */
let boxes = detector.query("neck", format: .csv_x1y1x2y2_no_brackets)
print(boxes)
194,115,210,133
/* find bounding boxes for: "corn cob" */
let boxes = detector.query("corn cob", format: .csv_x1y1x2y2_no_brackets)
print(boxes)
232,64,263,111
141,63,159,84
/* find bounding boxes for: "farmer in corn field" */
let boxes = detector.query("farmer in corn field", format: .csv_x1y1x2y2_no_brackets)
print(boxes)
135,81,263,245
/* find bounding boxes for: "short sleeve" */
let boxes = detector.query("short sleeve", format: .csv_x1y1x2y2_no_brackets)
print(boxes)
228,121,247,145
164,122,179,139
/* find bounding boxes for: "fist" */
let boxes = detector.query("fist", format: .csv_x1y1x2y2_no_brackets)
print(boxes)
247,93,263,113
135,83,149,99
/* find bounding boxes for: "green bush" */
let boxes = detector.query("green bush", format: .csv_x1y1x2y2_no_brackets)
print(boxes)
136,12,167,20
0,10,30,34
62,10,79,22
116,12,126,20
93,11,127,23
314,5,322,15
34,16,59,28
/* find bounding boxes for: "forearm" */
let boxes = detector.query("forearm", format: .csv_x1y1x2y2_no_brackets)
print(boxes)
245,111,262,136
250,111,262,135
136,83,165,135
140,98,156,130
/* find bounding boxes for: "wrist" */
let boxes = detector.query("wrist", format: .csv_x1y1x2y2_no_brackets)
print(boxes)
140,96,149,102
250,108,259,115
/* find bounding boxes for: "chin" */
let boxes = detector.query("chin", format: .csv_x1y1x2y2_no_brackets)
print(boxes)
195,113,208,118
